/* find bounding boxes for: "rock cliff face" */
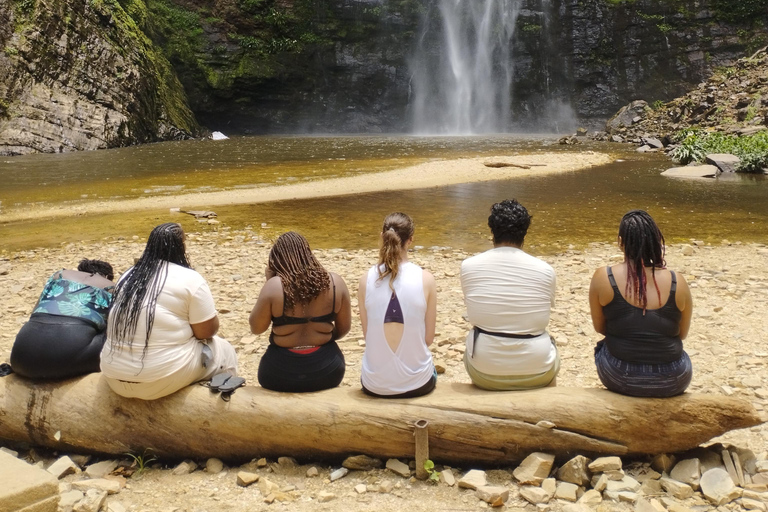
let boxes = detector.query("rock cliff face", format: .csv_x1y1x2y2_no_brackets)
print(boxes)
0,0,199,156
1,0,766,152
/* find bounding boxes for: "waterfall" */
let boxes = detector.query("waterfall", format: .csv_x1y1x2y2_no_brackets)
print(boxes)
409,0,521,135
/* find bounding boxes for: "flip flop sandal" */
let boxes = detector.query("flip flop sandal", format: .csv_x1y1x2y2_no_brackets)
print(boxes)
0,363,13,377
219,376,246,402
203,372,233,392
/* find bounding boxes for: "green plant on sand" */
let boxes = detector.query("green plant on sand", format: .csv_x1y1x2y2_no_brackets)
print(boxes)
125,448,157,477
423,460,440,484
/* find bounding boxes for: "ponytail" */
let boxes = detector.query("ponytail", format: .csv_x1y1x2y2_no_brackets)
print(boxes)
377,213,414,290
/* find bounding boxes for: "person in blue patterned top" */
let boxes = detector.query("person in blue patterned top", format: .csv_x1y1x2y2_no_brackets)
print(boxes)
11,259,115,379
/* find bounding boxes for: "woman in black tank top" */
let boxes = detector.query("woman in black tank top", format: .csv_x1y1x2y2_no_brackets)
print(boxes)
588,210,694,397
249,232,352,392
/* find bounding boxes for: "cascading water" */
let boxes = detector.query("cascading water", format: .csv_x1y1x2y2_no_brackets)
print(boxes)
408,0,575,135
409,0,520,135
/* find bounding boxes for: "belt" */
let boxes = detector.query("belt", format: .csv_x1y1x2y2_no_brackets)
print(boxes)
471,326,543,358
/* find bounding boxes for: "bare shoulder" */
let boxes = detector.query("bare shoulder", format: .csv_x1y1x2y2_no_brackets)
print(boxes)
330,272,350,292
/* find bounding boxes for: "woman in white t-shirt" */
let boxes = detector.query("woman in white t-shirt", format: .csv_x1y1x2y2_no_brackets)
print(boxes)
358,212,437,398
101,223,237,400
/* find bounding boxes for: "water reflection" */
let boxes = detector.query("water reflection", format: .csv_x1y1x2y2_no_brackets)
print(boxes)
0,136,766,253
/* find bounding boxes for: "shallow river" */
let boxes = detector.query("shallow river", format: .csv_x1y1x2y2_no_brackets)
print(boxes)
1,135,766,254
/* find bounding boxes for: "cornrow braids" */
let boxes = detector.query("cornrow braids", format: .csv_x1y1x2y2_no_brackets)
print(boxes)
109,223,190,360
378,212,414,290
269,232,330,310
488,199,531,246
618,210,666,312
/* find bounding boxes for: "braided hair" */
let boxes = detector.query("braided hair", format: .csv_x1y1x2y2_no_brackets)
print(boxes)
488,199,531,246
378,212,414,290
268,232,330,310
109,223,190,357
618,210,666,311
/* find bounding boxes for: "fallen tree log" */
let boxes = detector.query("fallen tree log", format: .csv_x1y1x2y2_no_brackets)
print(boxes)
0,375,760,465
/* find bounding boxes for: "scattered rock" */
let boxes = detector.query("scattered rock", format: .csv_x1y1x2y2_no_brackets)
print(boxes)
385,459,411,478
84,460,118,479
520,485,551,504
205,458,224,474
59,489,85,510
71,478,122,495
557,455,592,486
354,483,367,494
652,454,677,474
659,476,694,499
171,460,197,475
342,455,382,471
555,481,579,501
458,469,487,490
47,456,79,479
513,452,555,485
73,489,107,512
605,475,641,493
578,489,602,506
700,468,741,506
476,485,509,506
440,469,456,486
277,456,297,468
317,491,336,502
589,456,623,473
330,467,349,481
670,458,701,489
259,477,279,496
661,165,719,179
306,466,319,478
236,471,259,487
706,153,741,173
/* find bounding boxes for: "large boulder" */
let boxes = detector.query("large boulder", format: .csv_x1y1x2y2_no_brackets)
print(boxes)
605,101,648,134
705,153,741,173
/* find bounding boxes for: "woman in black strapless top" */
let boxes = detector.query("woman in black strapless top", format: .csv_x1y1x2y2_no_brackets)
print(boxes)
249,232,351,392
588,210,694,397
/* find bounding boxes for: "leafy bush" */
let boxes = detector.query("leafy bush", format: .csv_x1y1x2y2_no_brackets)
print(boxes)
671,129,768,172
671,135,706,164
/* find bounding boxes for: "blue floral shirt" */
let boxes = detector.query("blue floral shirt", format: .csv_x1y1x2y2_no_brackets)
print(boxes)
32,271,114,330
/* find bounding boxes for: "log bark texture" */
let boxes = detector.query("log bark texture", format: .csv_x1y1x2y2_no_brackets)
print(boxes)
0,375,761,465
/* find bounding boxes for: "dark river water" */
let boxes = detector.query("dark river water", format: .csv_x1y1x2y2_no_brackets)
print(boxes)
1,135,766,254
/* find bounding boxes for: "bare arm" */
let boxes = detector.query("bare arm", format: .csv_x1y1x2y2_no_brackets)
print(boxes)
331,273,352,340
249,277,279,335
358,274,368,337
191,316,219,340
675,272,693,340
423,270,437,347
589,267,609,335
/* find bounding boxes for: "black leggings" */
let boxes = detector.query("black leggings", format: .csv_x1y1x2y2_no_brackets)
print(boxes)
11,314,105,379
258,340,346,393
362,370,438,399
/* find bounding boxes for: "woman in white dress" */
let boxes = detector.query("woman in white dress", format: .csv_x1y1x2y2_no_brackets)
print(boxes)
358,212,437,398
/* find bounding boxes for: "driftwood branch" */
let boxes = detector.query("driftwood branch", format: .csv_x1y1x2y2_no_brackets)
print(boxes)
0,375,760,465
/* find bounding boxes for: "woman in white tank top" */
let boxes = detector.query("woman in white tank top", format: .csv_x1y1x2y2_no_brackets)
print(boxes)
358,212,438,398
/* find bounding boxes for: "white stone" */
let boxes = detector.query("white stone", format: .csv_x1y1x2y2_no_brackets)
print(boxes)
458,469,487,490
742,498,767,511
700,468,741,506
440,469,456,486
605,475,641,493
85,460,118,479
659,476,693,499
476,485,509,505
385,459,410,478
306,466,319,477
258,477,279,496
513,452,555,485
236,471,259,487
578,489,602,506
73,489,107,512
520,485,551,505
171,460,197,475
71,478,121,495
670,458,701,489
205,458,224,473
589,456,622,472
330,467,349,481
555,482,579,501
47,456,79,479
59,489,85,510
593,473,609,492
541,477,556,499
354,484,367,494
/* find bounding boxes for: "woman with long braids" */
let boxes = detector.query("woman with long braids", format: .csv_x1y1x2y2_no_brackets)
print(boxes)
249,232,351,392
589,210,693,397
358,213,437,398
101,223,238,400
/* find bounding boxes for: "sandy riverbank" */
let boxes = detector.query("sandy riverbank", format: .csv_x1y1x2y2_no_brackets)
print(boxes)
1,229,767,512
0,151,612,224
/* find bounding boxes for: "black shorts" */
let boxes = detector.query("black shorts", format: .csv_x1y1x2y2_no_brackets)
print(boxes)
11,314,105,379
258,340,345,393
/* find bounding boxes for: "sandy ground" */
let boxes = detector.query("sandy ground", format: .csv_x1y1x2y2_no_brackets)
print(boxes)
0,152,612,223
1,229,767,512
1,152,767,512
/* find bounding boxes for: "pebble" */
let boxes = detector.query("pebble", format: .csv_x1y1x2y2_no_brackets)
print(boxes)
659,476,694,499
520,485,551,505
73,489,107,512
440,469,456,486
236,471,259,487
85,460,118,479
317,491,336,502
47,456,79,479
71,479,122,495
476,485,509,505
458,469,487,490
513,452,555,485
342,454,382,471
588,456,622,473
205,458,224,473
171,461,197,475
554,481,579,501
329,467,349,481
306,466,319,478
385,459,411,478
